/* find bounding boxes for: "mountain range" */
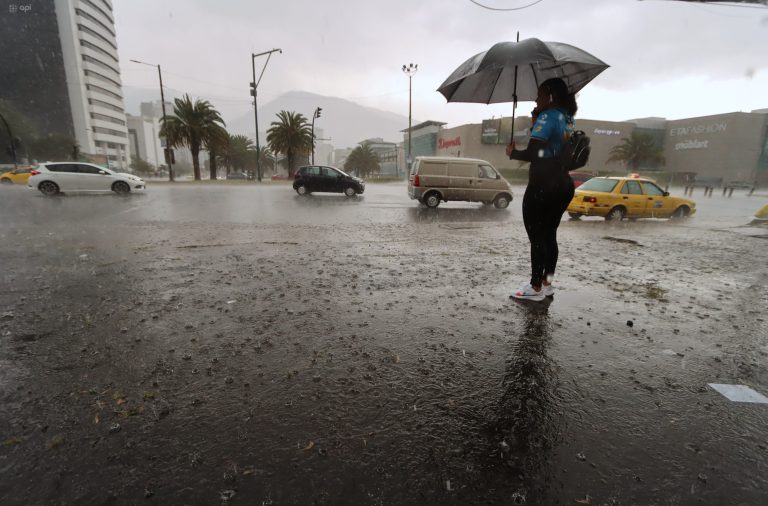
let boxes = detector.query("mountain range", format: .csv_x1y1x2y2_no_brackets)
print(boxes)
227,91,411,148
123,88,413,149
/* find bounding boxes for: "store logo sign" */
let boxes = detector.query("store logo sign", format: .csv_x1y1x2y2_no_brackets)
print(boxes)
438,136,461,149
669,123,727,137
674,139,709,151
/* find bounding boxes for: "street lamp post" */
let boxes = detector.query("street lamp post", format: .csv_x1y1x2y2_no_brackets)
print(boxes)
250,48,282,182
402,63,418,177
311,107,322,165
0,112,18,171
130,59,174,181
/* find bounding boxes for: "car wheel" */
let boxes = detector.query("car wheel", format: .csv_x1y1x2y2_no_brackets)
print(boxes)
295,184,309,196
424,191,441,208
112,181,131,194
1,178,11,185
568,212,583,220
605,206,626,221
493,194,511,209
344,186,357,197
670,206,690,219
38,181,59,196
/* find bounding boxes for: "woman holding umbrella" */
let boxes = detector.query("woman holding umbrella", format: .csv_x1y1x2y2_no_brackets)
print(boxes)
506,77,576,302
437,38,608,301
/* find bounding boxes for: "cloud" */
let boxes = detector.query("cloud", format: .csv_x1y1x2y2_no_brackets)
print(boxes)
115,0,768,126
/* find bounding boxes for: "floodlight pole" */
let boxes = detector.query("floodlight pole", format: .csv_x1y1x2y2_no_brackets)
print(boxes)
402,63,418,177
131,59,173,181
251,48,282,182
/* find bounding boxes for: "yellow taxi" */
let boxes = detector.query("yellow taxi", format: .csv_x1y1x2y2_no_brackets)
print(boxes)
567,174,696,221
0,166,35,185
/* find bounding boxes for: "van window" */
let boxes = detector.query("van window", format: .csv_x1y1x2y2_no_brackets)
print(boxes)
450,163,476,178
410,160,420,176
478,164,498,179
419,162,445,176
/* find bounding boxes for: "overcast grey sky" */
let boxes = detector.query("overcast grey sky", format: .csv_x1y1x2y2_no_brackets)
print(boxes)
115,0,768,127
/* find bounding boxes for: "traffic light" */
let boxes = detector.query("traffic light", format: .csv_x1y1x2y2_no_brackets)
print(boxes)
315,107,322,119
250,82,256,97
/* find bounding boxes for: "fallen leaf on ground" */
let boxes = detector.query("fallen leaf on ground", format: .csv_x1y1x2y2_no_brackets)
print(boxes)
303,441,315,451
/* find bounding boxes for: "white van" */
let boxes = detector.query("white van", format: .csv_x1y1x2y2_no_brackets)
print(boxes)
407,156,513,209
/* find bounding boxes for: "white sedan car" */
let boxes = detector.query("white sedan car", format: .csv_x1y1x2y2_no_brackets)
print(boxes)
27,162,145,196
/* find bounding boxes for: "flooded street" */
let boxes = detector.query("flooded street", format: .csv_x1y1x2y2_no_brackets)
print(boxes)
1,182,767,505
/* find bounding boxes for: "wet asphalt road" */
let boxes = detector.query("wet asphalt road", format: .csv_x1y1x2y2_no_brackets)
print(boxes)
1,182,767,505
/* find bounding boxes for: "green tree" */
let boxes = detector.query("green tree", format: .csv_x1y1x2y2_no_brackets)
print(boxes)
266,111,313,176
344,144,380,177
606,132,666,170
223,134,256,173
204,124,229,180
26,134,79,162
130,157,155,176
160,94,225,180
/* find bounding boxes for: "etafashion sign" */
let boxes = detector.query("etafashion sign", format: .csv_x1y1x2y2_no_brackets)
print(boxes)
669,123,727,137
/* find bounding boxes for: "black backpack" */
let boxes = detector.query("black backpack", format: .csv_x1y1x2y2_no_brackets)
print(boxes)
559,130,591,171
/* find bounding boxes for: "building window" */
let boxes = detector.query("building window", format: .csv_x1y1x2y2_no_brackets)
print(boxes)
107,143,117,149
84,69,121,89
82,0,114,24
91,112,126,126
86,83,122,101
75,8,115,37
80,39,118,63
82,54,120,75
93,127,127,138
89,98,123,113
77,24,117,50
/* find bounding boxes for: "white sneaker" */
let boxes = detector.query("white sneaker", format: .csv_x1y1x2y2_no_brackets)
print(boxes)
510,283,546,302
542,284,554,297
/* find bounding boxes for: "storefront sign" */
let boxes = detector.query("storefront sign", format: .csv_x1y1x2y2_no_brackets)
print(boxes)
481,118,513,144
674,139,709,151
438,136,461,149
669,123,727,137
593,128,621,136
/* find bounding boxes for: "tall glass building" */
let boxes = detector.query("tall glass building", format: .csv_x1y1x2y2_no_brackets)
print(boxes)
0,0,129,169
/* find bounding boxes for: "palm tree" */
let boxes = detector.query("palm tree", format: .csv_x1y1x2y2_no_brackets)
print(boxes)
204,124,229,180
224,134,256,174
266,110,313,176
606,132,666,170
160,94,225,180
344,144,380,178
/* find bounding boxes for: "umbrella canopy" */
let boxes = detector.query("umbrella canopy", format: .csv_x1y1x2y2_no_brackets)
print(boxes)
437,38,609,104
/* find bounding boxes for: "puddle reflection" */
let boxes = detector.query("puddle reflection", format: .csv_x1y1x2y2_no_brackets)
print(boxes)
495,300,562,503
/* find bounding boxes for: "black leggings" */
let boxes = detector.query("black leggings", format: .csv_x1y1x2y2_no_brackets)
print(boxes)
522,175,574,288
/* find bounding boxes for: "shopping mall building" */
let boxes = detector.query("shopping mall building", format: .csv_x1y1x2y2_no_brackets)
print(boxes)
404,110,768,185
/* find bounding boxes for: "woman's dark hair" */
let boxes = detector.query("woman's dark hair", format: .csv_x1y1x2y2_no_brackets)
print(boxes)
541,77,578,117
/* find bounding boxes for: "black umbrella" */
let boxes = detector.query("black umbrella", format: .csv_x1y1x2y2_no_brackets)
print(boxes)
437,37,609,141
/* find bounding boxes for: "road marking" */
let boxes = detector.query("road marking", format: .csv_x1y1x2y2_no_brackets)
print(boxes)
708,384,768,404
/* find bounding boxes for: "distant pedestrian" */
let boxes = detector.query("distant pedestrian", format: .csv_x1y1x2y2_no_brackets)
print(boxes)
506,78,577,301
